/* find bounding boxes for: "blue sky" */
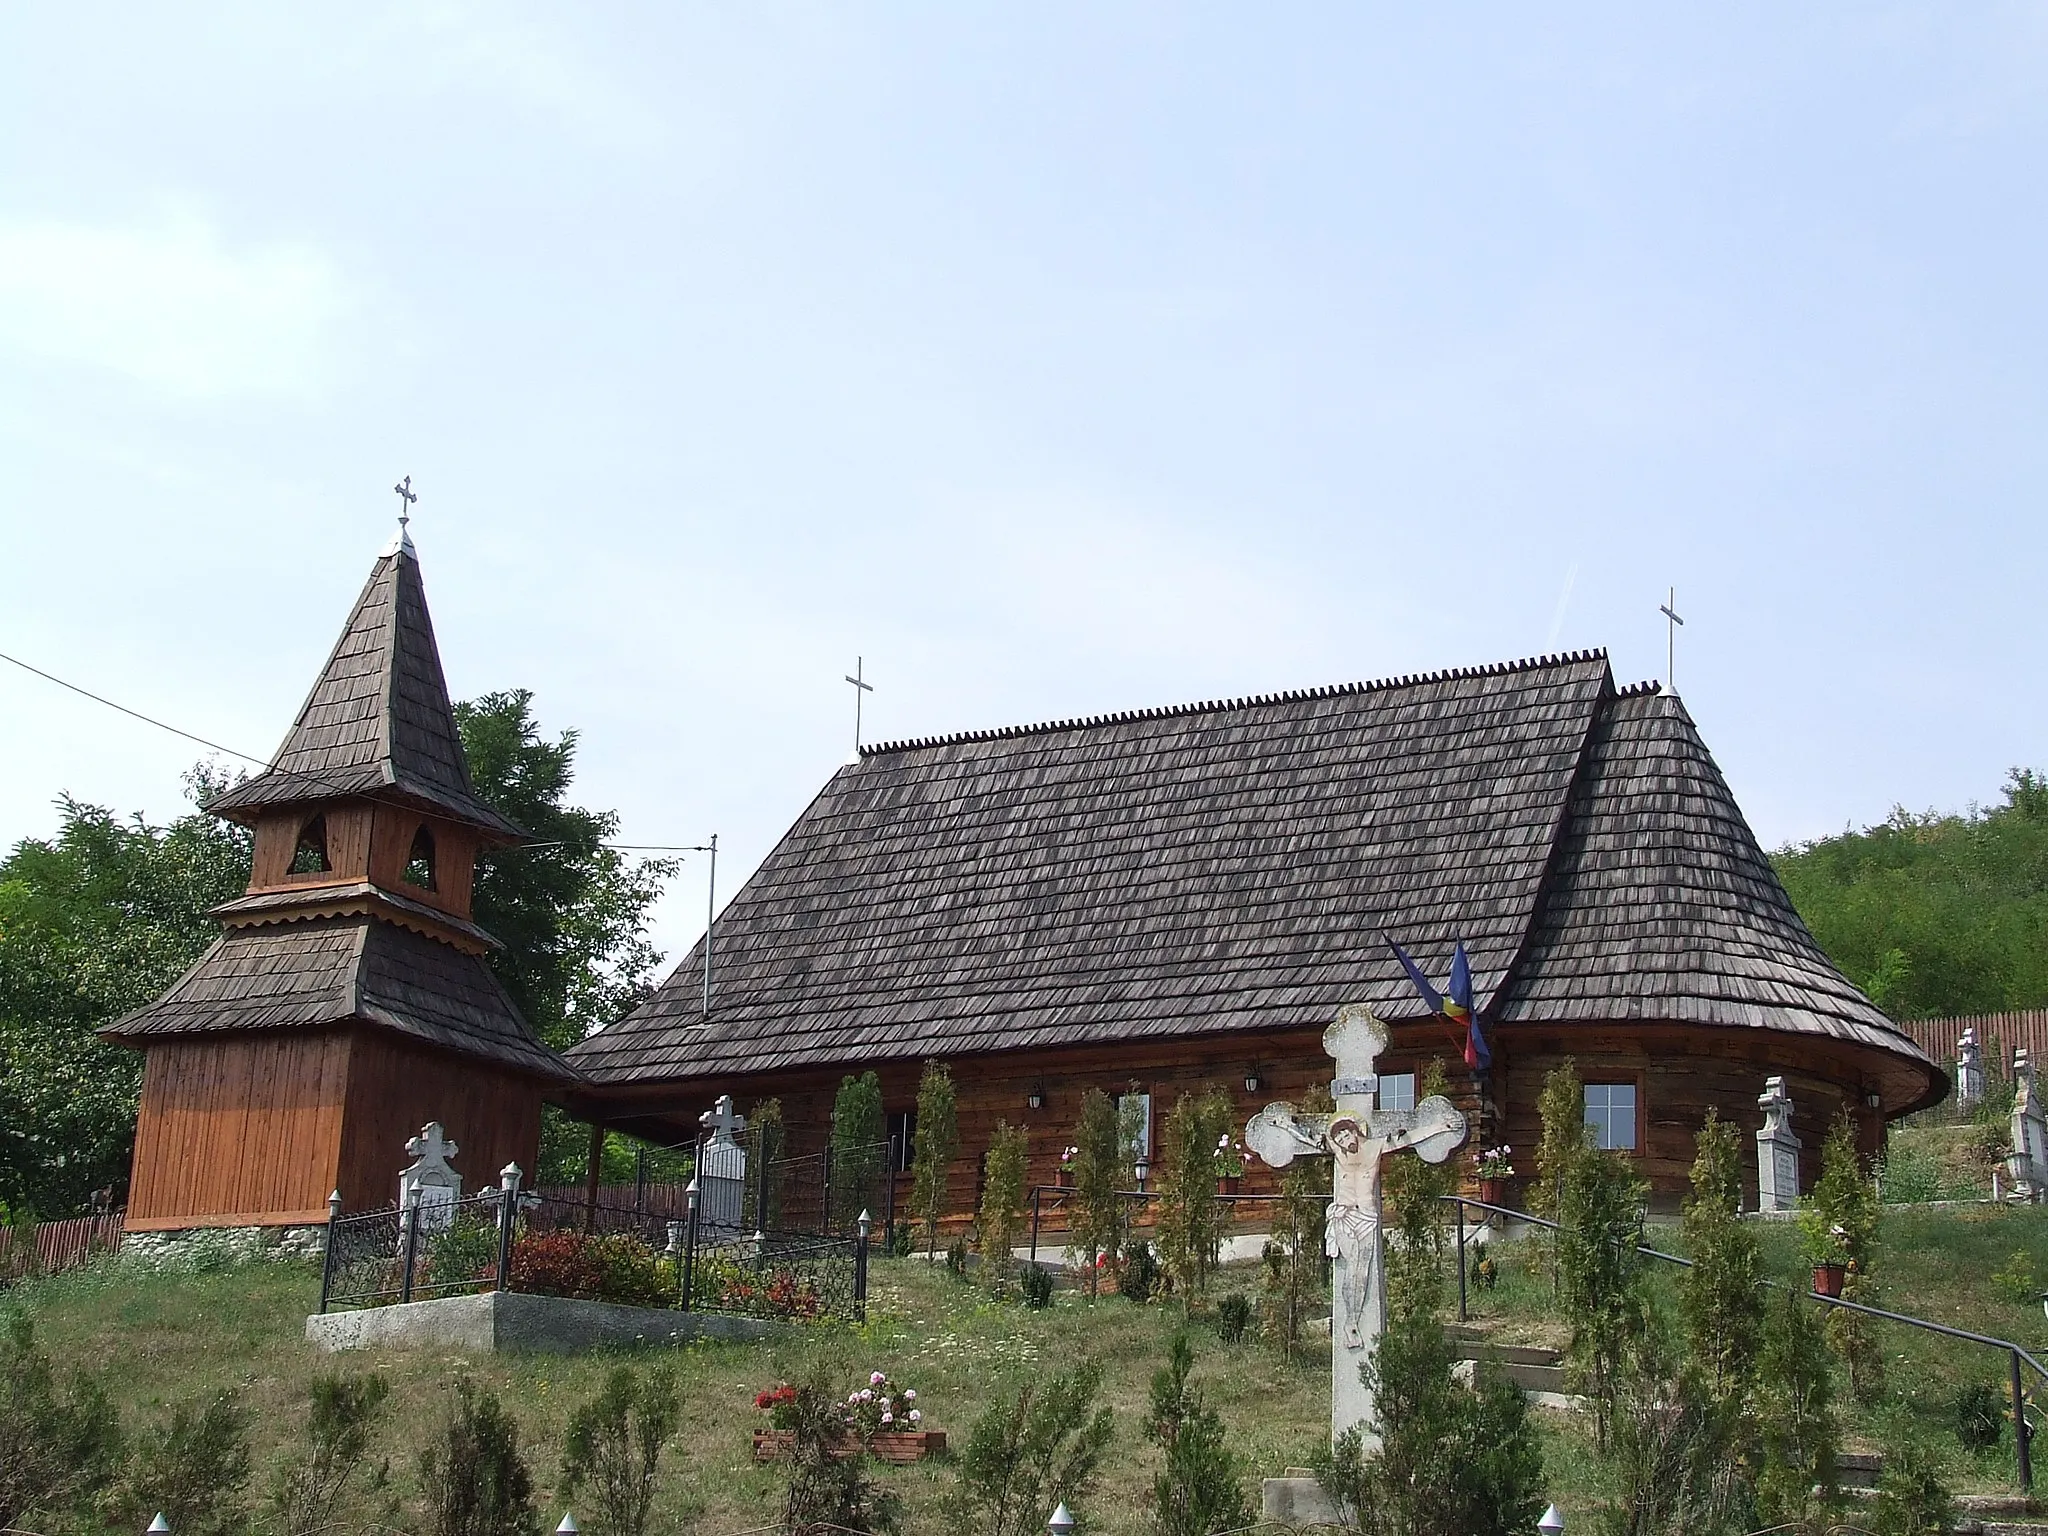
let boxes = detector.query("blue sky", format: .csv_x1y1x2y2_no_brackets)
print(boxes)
3,6,2044,963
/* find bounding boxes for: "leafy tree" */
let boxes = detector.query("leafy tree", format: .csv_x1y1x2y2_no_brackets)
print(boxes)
1069,1089,1136,1296
1145,1333,1252,1536
831,1070,886,1230
0,770,249,1215
267,1370,392,1536
911,1061,959,1257
1154,1086,1233,1308
979,1121,1029,1287
1680,1110,1764,1404
949,1361,1115,1536
418,1380,541,1536
559,1365,679,1536
1753,1289,1840,1533
1774,768,2048,1018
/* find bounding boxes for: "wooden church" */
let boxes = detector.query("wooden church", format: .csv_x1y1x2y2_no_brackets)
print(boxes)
105,524,572,1233
563,653,1944,1208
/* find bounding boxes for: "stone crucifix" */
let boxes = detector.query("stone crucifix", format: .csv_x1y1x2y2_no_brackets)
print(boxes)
1245,1003,1467,1449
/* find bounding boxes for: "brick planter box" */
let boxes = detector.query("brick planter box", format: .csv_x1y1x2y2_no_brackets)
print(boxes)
752,1429,946,1464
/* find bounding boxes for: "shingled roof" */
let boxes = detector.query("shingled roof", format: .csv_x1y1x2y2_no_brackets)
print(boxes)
571,651,1933,1100
103,917,574,1081
207,534,522,840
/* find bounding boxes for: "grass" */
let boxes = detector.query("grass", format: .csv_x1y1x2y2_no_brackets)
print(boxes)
14,1190,2048,1533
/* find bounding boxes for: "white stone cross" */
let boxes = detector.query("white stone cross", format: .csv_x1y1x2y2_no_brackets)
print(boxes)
1245,1003,1466,1449
399,1121,462,1232
699,1094,747,1144
2011,1050,2048,1202
1755,1076,1800,1212
1958,1029,1984,1106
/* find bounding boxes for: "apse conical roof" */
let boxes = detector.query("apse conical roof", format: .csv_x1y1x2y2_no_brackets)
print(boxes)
207,535,523,840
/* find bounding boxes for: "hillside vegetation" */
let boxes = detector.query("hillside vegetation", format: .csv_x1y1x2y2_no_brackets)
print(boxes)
1774,768,2048,1020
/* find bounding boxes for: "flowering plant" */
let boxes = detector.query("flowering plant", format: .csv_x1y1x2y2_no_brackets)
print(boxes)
1059,1145,1079,1173
1214,1136,1250,1178
1475,1146,1515,1181
754,1383,800,1431
841,1370,922,1439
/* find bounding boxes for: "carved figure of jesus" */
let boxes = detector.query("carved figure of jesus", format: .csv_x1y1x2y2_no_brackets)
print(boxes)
1247,1004,1468,1448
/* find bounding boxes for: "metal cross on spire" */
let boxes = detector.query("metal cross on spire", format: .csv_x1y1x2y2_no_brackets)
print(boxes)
393,475,416,530
844,657,875,764
1659,586,1685,693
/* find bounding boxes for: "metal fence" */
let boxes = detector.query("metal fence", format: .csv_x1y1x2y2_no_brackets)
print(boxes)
319,1168,870,1324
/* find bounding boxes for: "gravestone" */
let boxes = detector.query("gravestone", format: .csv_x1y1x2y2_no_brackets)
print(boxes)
698,1095,748,1233
1244,1003,1467,1452
1755,1076,1800,1213
2009,1050,2048,1203
399,1122,462,1234
1957,1028,1985,1107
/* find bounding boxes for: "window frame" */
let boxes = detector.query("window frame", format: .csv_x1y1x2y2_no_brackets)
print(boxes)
1375,1068,1419,1114
1583,1075,1647,1155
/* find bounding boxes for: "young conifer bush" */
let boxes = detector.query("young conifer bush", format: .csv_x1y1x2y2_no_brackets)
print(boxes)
1154,1086,1233,1308
1145,1333,1252,1536
911,1061,959,1258
0,1313,120,1534
117,1391,253,1536
949,1360,1115,1536
560,1364,680,1536
418,1380,541,1536
267,1370,391,1536
978,1120,1029,1289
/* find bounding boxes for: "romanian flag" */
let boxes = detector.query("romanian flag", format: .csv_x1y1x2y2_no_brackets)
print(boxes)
1386,936,1491,1073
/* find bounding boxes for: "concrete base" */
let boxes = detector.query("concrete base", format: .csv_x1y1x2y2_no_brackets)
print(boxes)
306,1290,784,1354
1262,1474,1344,1527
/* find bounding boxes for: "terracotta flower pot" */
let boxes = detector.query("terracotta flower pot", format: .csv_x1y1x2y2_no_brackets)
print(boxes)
753,1428,946,1463
1477,1178,1505,1207
1054,1171,1074,1189
1217,1176,1242,1196
1812,1262,1846,1299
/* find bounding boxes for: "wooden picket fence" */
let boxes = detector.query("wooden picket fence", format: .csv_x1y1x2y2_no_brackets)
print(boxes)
0,1210,125,1283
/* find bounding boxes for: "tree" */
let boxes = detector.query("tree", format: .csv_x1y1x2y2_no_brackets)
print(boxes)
1753,1290,1840,1533
0,1313,120,1532
1800,1110,1883,1399
1774,768,2048,1020
1069,1089,1136,1295
456,692,680,1185
1261,1083,1331,1353
417,1380,541,1536
911,1061,959,1258
1680,1110,1764,1404
1145,1333,1252,1536
1154,1087,1234,1309
0,770,249,1216
949,1361,1115,1536
979,1121,1029,1287
559,1365,679,1536
831,1070,886,1230
267,1371,392,1536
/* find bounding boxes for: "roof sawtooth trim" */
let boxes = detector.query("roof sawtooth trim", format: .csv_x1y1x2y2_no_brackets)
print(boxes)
860,648,1613,757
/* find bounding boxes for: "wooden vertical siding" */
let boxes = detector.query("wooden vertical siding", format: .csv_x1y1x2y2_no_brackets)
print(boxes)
1900,1011,2048,1079
333,1032,543,1213
124,1032,351,1229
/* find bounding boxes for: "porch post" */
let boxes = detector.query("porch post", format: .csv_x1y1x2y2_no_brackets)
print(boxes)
584,1122,605,1235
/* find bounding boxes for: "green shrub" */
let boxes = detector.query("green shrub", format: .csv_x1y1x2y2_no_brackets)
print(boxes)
947,1235,971,1280
1145,1333,1251,1536
1154,1087,1233,1308
560,1365,679,1536
784,1379,898,1535
1878,1142,1943,1204
1069,1089,1137,1295
1122,1241,1160,1304
1020,1264,1054,1310
268,1370,391,1536
1871,1416,1953,1536
117,1391,252,1536
912,1062,960,1259
0,1312,121,1532
418,1380,541,1536
426,1215,501,1288
832,1071,887,1230
979,1121,1030,1287
1992,1249,2038,1305
1954,1382,2004,1451
949,1360,1115,1536
1215,1293,1251,1344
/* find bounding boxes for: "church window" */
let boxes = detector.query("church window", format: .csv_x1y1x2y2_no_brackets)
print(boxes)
1376,1073,1417,1113
1115,1091,1153,1160
403,825,437,891
887,1109,917,1172
289,815,330,875
1585,1082,1639,1151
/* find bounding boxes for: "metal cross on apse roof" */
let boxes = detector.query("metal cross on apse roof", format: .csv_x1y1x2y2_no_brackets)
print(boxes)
844,656,875,762
1659,586,1685,693
393,475,417,531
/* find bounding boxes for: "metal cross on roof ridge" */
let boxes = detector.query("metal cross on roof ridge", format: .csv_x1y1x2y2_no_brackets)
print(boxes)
393,474,417,530
844,656,875,762
1659,586,1684,694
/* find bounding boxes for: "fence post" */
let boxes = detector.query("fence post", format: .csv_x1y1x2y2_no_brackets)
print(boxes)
497,1163,521,1293
318,1189,342,1315
822,1142,834,1235
1030,1186,1042,1267
681,1176,699,1312
856,1209,871,1322
1455,1197,1468,1323
2015,1348,2033,1490
884,1135,898,1250
400,1186,423,1305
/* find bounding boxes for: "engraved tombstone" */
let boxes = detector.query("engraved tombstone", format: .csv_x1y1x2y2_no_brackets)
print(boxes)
399,1121,462,1234
1755,1076,1800,1213
697,1095,748,1233
1957,1028,1985,1107
2010,1050,2048,1203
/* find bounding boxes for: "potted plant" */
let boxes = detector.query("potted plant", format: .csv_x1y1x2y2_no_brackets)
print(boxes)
1214,1135,1250,1196
1809,1222,1850,1298
753,1372,944,1463
1056,1146,1078,1189
1474,1146,1515,1208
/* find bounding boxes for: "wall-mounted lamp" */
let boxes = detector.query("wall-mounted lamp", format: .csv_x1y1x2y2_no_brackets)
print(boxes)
1244,1065,1263,1094
1134,1156,1149,1191
1027,1080,1046,1110
1865,1091,1882,1109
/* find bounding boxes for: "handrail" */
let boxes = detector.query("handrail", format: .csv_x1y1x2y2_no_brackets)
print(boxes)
1443,1193,2048,1489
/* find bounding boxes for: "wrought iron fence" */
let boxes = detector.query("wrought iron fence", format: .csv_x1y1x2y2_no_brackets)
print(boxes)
319,1168,870,1325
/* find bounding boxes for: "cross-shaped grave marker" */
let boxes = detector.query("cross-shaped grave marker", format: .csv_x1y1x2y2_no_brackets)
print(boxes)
1245,1004,1467,1449
399,1121,463,1233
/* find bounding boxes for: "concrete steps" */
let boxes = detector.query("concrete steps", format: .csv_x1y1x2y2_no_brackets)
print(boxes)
1449,1334,1568,1399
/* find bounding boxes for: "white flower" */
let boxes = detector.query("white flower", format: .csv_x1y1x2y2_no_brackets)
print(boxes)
881,1412,894,1425
904,1388,916,1400
909,1408,922,1423
848,1393,861,1405
871,1371,886,1385
860,1388,874,1402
